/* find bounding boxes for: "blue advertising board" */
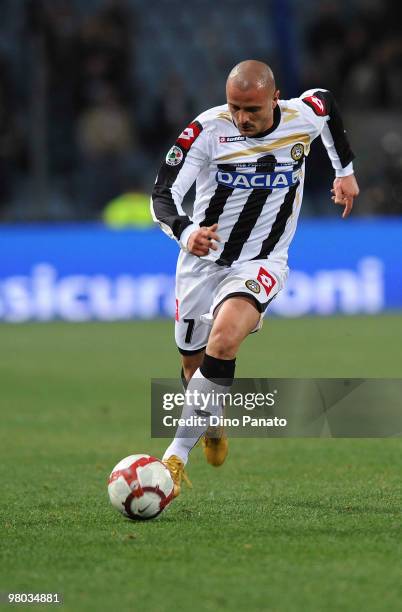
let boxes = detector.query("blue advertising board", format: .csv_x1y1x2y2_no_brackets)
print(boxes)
0,219,401,321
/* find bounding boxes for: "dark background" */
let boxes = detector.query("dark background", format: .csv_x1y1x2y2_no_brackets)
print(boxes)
0,0,401,221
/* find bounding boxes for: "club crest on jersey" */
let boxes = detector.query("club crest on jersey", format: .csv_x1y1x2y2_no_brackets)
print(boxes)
219,136,246,143
245,280,261,294
257,267,276,297
166,145,183,166
291,143,304,161
216,169,299,189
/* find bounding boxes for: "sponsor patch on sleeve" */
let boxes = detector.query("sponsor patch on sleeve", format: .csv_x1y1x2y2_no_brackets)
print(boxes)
302,94,327,116
166,145,184,166
176,121,203,150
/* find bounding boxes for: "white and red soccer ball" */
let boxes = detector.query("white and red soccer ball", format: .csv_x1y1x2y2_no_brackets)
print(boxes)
108,454,174,521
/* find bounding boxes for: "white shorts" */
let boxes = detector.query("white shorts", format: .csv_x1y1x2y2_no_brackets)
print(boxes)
175,251,288,354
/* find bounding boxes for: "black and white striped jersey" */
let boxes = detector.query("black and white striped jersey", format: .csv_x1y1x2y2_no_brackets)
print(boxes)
151,89,355,268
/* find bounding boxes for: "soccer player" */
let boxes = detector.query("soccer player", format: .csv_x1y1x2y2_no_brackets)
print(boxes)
151,60,359,497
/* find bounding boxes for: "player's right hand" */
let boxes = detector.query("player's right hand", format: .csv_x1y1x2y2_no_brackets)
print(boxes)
187,223,221,256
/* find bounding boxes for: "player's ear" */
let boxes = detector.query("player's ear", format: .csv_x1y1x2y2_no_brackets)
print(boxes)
272,89,280,107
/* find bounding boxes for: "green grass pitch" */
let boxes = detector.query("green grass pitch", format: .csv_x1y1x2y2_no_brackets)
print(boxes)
1,315,401,611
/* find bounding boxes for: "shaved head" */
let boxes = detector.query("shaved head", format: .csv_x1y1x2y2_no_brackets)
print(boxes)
226,60,280,137
227,60,276,93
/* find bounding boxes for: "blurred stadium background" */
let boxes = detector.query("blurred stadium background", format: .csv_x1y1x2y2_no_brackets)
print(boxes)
0,0,401,321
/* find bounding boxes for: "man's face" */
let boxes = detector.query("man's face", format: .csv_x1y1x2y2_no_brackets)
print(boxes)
226,83,279,137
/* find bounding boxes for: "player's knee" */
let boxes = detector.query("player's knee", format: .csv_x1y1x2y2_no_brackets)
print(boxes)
208,325,240,359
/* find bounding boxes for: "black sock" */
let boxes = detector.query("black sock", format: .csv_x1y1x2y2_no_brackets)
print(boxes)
200,353,236,386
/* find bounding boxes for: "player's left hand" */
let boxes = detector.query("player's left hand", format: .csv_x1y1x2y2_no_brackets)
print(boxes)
331,174,360,218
